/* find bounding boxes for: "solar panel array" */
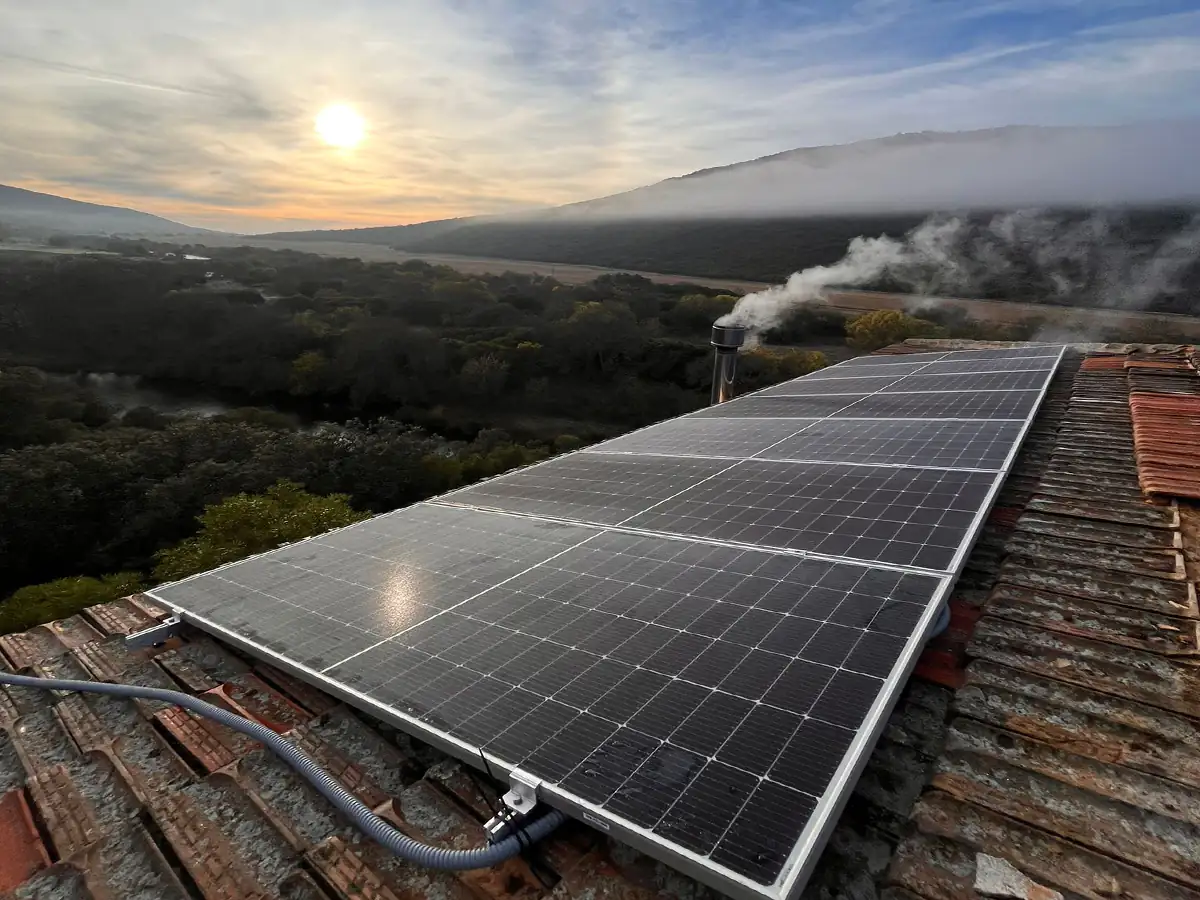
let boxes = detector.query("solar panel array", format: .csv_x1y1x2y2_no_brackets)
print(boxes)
150,344,1064,900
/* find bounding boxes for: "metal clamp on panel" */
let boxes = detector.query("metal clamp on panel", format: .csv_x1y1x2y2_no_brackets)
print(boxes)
124,615,186,648
484,769,542,844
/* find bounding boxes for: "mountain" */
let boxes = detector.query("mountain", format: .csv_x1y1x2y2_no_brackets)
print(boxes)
0,184,210,236
255,216,474,245
251,123,1200,282
265,123,1200,247
544,122,1200,219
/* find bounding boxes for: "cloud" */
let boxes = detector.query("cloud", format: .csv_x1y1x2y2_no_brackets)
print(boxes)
0,0,1198,231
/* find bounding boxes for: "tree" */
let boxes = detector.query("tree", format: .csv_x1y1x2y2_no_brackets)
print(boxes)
666,293,738,334
737,348,828,392
845,309,945,351
0,572,145,635
152,480,367,582
459,354,510,398
289,349,331,395
551,302,643,374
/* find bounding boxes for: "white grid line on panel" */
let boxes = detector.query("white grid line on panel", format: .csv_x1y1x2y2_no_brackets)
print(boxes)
772,362,1055,383
320,528,607,672
429,503,961,577
335,533,945,826
584,449,1005,475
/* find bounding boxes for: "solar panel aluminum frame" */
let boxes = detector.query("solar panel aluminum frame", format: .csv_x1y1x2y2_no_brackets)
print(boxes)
146,344,1066,900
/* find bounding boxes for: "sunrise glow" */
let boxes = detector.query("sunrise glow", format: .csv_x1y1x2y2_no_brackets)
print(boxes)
315,104,365,149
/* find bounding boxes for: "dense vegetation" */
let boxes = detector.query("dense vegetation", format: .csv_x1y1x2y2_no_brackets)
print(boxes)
0,244,828,435
267,209,1200,313
0,245,834,629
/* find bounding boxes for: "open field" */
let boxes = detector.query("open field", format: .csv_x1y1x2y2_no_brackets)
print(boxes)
205,235,769,293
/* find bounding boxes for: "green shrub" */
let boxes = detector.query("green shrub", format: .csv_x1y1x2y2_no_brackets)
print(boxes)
845,309,946,351
153,480,366,582
0,572,145,635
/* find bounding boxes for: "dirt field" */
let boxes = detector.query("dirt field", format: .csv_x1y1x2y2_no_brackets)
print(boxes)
203,235,768,293
824,290,1200,341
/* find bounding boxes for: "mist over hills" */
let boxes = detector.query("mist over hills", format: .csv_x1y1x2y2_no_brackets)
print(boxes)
246,123,1200,282
261,122,1200,241
0,184,208,237
6,123,1200,286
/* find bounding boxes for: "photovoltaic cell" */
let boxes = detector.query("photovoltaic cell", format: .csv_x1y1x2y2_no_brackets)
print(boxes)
440,452,731,524
590,418,811,459
833,351,946,367
690,396,871,419
799,362,934,380
918,357,1057,375
940,346,1061,359
829,390,1041,420
622,460,996,570
150,503,598,671
877,370,1049,393
754,419,1023,470
757,375,905,397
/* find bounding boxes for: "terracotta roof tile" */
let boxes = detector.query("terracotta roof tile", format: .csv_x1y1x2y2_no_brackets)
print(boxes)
887,344,1200,900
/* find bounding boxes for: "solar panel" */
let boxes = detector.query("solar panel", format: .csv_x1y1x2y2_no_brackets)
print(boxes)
763,369,1049,395
939,346,1061,359
147,344,1066,900
918,356,1057,375
437,453,731,525
150,503,599,671
156,523,948,893
828,390,1042,420
589,418,811,459
589,418,1020,471
800,362,933,380
833,351,947,367
620,460,995,570
757,375,904,396
689,396,872,419
876,370,1050,393
754,419,1023,470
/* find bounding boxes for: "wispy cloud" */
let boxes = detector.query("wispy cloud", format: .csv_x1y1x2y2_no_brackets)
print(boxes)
0,0,1198,231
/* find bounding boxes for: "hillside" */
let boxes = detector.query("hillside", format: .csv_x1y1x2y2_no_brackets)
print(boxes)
0,184,208,236
255,216,474,245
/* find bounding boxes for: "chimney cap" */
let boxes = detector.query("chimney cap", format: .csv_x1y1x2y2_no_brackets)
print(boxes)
711,323,747,350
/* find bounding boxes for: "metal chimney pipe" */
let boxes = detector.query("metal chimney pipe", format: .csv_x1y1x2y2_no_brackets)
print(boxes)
710,323,747,405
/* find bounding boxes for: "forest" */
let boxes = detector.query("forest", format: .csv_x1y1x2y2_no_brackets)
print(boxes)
268,208,1200,313
1,244,847,630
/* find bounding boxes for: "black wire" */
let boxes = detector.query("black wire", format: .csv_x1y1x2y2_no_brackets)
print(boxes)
472,749,504,820
474,749,551,887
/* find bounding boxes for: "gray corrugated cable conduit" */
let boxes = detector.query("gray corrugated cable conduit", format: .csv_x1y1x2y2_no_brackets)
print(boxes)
0,671,565,869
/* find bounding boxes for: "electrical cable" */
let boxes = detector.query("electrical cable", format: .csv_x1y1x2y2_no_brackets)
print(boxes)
0,671,564,871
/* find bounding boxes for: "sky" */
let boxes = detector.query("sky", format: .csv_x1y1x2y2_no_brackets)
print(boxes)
2,0,1200,233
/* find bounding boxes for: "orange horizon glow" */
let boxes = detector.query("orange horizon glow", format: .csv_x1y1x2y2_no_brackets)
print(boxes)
9,178,528,233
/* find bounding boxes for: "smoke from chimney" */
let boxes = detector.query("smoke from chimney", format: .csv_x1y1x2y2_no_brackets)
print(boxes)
718,210,1200,336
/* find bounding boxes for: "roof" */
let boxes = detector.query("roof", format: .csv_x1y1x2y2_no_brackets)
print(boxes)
1,339,1197,900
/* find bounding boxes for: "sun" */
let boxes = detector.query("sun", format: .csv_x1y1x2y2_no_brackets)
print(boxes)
315,104,365,149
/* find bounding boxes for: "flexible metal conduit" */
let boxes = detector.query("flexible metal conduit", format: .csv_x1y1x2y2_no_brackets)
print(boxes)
0,671,564,870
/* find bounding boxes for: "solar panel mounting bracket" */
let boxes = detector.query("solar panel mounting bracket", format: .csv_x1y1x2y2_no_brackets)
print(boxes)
484,768,542,843
124,615,185,649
